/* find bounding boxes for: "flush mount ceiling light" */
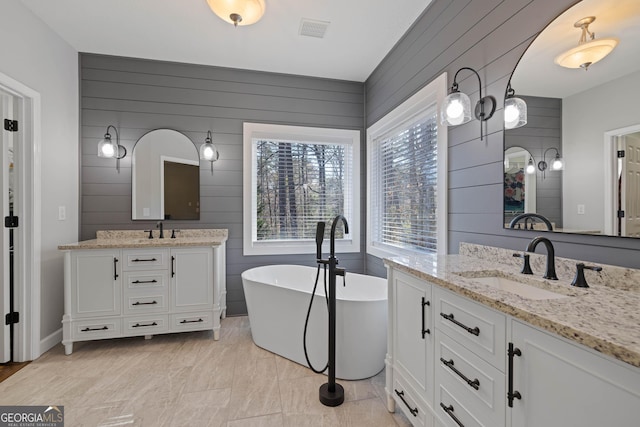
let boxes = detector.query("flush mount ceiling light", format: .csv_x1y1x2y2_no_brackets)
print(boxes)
200,130,220,174
504,83,527,130
441,67,496,140
97,125,126,173
554,16,619,71
206,0,265,27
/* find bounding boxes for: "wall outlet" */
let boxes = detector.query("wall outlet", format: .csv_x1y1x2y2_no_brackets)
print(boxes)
58,206,66,221
577,204,585,215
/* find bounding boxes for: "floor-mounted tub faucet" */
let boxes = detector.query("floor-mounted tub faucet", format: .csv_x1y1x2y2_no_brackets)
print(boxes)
526,236,558,280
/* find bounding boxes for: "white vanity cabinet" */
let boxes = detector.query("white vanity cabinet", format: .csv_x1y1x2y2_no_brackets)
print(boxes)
509,320,640,427
388,269,435,427
62,242,226,355
386,264,640,427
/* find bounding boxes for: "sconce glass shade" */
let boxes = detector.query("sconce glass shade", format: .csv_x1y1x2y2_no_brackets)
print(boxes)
554,38,619,70
441,91,472,126
504,96,527,129
206,0,265,26
526,158,536,175
200,131,220,162
97,134,118,158
551,154,564,171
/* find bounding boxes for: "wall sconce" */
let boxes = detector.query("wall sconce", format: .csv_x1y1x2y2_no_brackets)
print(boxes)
538,147,564,178
526,157,536,175
441,67,496,140
97,125,126,172
206,0,265,27
200,130,220,174
554,16,618,71
504,83,528,130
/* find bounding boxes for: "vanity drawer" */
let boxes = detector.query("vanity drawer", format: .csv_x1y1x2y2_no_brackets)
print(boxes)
434,287,506,369
123,291,169,314
393,369,433,427
170,312,214,331
122,249,170,271
435,330,505,427
436,385,483,427
123,315,168,336
123,271,169,292
72,318,122,340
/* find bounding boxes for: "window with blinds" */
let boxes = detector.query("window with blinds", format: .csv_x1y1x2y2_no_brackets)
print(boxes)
243,123,360,256
367,73,447,258
370,112,438,254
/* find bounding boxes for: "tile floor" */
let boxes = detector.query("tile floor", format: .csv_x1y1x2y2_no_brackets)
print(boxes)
0,316,412,426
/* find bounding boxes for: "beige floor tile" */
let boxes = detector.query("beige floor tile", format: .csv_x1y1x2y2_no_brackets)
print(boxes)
227,413,285,427
336,397,400,427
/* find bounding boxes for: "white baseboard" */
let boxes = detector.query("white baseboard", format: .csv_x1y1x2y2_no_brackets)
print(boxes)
39,328,62,357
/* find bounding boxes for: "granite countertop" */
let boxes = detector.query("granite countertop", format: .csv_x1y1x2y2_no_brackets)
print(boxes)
58,229,228,250
384,243,640,368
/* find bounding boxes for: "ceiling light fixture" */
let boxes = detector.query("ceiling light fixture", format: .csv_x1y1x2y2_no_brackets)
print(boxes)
554,16,618,71
441,67,496,140
206,0,265,27
504,83,527,130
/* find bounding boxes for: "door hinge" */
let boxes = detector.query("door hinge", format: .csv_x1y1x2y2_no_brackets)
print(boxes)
617,150,626,158
4,216,18,228
3,119,18,132
618,210,625,218
5,312,19,325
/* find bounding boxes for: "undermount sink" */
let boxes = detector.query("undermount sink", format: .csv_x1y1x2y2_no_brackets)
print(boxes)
455,270,570,300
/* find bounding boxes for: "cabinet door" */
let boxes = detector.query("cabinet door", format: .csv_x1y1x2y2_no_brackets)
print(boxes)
393,270,434,406
171,247,213,311
71,250,121,317
510,320,640,427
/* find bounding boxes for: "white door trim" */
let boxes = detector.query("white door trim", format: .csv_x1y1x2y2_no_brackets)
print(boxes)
0,70,42,362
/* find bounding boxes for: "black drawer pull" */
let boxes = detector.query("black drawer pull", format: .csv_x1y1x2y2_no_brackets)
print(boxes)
180,318,204,324
132,300,158,306
132,322,158,328
171,256,176,278
508,342,522,407
421,297,430,338
440,403,464,427
440,358,480,390
113,257,119,280
81,326,108,332
132,258,158,262
394,389,418,417
132,279,158,284
440,312,480,336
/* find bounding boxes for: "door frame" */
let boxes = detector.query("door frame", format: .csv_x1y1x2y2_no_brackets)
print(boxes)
0,70,42,362
604,124,640,236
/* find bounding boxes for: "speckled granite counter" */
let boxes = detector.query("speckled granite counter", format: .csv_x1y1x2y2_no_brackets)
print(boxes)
384,243,640,368
58,229,228,250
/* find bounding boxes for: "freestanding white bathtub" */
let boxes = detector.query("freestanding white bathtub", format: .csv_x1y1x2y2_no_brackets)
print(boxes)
241,264,387,380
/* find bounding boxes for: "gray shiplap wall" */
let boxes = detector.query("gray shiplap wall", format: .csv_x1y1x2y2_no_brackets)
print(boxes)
80,54,365,315
365,0,640,275
505,95,563,228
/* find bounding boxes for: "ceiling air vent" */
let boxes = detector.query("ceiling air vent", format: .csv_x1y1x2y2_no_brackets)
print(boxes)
299,19,330,39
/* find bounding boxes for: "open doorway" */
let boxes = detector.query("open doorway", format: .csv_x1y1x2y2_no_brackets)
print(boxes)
604,125,640,237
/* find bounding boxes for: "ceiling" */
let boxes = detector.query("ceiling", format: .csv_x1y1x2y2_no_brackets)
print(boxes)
20,0,433,82
512,0,640,99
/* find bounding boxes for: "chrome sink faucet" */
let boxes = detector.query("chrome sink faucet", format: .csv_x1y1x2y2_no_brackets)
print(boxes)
526,236,558,280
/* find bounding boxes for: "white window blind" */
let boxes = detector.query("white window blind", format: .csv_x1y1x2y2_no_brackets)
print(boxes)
367,73,447,258
243,123,360,256
370,111,439,254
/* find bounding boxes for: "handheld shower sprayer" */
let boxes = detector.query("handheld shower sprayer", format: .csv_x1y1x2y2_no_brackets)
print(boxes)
316,221,326,263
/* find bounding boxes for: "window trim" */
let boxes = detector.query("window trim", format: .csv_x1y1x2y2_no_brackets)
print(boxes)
366,72,448,258
243,122,361,256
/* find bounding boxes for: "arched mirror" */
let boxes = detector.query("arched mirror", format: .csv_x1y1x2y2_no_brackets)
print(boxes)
132,129,200,220
504,0,640,237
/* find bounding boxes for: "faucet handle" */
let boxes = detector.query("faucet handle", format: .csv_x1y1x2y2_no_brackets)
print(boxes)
571,263,602,288
144,230,154,239
171,229,181,239
512,252,533,275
